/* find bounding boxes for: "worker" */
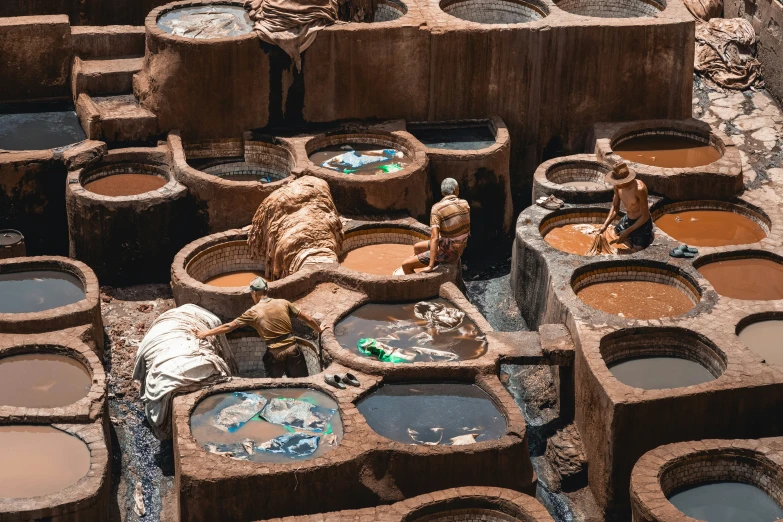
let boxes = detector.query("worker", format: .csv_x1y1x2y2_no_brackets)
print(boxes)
598,162,654,251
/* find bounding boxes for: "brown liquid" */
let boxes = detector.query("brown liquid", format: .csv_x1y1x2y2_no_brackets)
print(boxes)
739,321,783,366
655,210,766,247
309,144,412,175
698,259,783,300
0,354,91,408
577,281,694,319
544,224,598,255
83,174,167,197
340,243,415,275
0,426,90,498
614,135,722,168
559,181,607,189
203,270,264,288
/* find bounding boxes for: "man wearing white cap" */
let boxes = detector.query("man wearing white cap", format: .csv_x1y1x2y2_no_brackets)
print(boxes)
195,277,323,378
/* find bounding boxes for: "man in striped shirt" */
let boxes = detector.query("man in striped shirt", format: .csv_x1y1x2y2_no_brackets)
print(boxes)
402,178,470,274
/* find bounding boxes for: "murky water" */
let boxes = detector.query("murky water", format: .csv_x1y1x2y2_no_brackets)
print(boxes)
409,126,496,150
655,210,766,247
0,105,86,150
0,426,91,499
0,230,23,247
83,174,167,197
157,5,253,38
0,354,91,407
544,224,600,256
334,299,487,362
576,281,694,319
339,243,414,275
204,270,264,288
310,144,412,174
608,356,714,389
0,270,85,313
614,135,722,168
357,383,506,445
698,258,783,300
669,482,783,522
190,388,342,463
738,320,783,366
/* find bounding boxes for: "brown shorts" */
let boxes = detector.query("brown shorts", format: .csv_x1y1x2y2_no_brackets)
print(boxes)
417,237,467,265
262,343,309,378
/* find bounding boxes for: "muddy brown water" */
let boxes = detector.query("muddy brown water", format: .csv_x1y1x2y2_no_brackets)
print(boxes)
339,243,415,275
577,280,695,319
83,174,167,197
614,135,722,168
0,354,91,408
309,144,412,174
544,224,600,255
0,425,91,498
334,298,488,362
669,482,783,522
698,258,783,300
656,210,766,247
0,270,85,313
357,383,506,445
738,320,783,366
190,388,342,464
608,356,714,389
203,270,264,288
558,181,607,189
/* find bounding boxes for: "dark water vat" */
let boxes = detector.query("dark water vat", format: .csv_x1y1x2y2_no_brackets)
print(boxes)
0,354,91,408
409,125,496,151
0,271,85,313
608,356,714,389
738,320,783,366
0,103,86,151
334,298,487,362
669,482,783,522
190,388,342,463
357,383,506,445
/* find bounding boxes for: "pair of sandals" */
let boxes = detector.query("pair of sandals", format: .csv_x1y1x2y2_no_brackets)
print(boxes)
324,373,360,389
670,244,699,258
536,194,564,210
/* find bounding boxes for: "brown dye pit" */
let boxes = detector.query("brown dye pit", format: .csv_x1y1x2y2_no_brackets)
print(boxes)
655,210,767,247
559,181,607,189
614,135,722,168
0,426,90,498
739,320,783,366
83,174,167,197
0,354,91,408
577,281,694,319
699,258,783,300
309,144,412,175
340,243,417,275
544,224,599,255
203,270,264,288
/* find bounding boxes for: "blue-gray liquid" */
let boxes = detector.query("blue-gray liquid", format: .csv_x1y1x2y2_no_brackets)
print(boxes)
669,482,783,522
157,6,253,38
357,383,506,445
0,271,85,313
409,126,495,150
608,356,714,390
0,106,85,151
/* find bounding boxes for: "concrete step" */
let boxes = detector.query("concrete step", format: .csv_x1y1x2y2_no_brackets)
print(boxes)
71,56,144,99
76,93,158,144
71,26,145,59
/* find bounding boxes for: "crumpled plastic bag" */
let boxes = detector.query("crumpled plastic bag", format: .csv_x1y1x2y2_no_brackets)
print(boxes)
320,149,404,173
213,392,268,433
695,18,764,89
261,398,335,432
414,301,465,332
257,433,320,457
357,338,417,363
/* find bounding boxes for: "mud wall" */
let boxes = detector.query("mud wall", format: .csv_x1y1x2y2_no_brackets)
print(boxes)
0,0,171,25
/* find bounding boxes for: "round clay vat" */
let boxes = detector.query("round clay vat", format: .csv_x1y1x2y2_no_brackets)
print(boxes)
599,327,726,390
737,312,783,367
539,208,612,256
572,262,701,320
594,120,742,200
135,0,269,138
532,155,613,204
401,489,554,521
339,224,430,277
372,0,408,20
555,0,663,17
439,0,548,23
0,229,25,260
226,330,322,378
652,200,770,248
189,386,343,462
632,442,783,522
156,3,253,37
170,132,295,233
695,251,783,301
410,118,514,249
303,131,430,220
0,257,102,342
66,148,193,286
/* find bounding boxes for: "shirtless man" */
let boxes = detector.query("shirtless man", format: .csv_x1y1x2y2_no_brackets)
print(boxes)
598,162,654,251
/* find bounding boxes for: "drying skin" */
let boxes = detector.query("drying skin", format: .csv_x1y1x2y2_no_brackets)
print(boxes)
83,174,167,197
0,354,91,408
157,6,254,38
668,482,783,522
738,320,783,366
0,426,91,499
339,243,414,275
0,270,85,313
608,356,714,389
203,270,265,288
576,281,694,319
614,134,722,168
698,258,783,300
309,144,412,174
655,210,766,247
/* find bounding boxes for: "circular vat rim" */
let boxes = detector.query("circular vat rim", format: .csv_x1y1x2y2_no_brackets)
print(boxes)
337,223,430,278
402,492,549,521
439,0,550,24
147,0,258,44
553,0,665,18
70,159,179,202
175,229,264,292
538,207,612,256
735,310,783,336
368,0,409,22
694,249,783,302
651,199,772,242
533,155,613,203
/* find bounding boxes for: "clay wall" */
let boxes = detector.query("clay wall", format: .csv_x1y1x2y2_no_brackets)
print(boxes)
0,0,171,25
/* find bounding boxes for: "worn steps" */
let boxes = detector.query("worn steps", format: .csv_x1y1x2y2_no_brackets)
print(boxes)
76,94,158,143
71,56,144,99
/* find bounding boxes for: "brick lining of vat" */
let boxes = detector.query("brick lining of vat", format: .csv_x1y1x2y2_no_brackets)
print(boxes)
439,0,548,24
341,227,428,254
555,0,663,18
651,199,772,236
77,161,171,192
186,240,265,283
693,248,783,272
374,0,408,21
226,330,321,377
532,154,614,204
